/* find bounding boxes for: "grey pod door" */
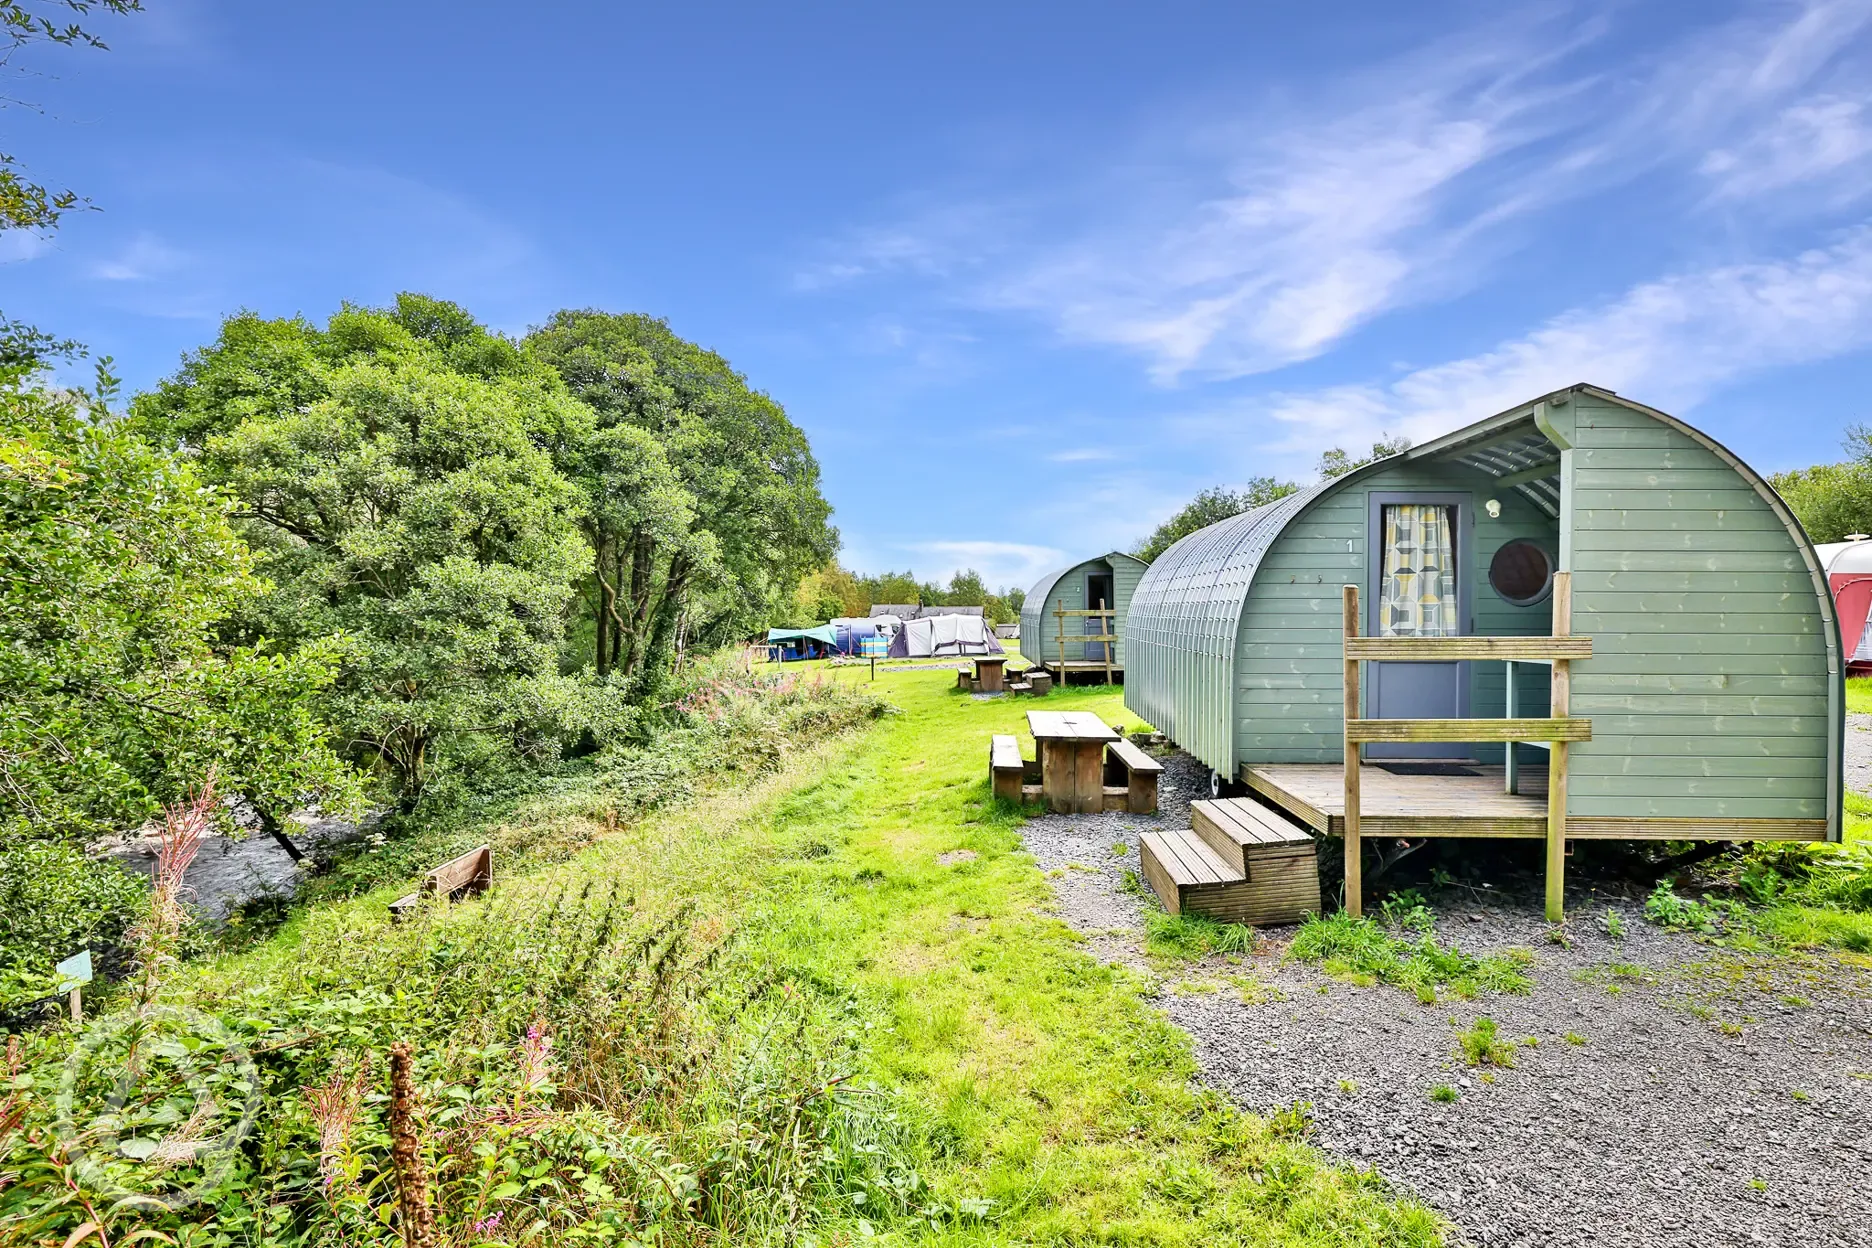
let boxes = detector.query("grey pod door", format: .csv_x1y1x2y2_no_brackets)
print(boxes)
1366,495,1472,760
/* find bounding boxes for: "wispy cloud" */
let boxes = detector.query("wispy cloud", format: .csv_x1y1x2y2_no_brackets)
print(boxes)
90,232,189,282
803,2,1872,386
1243,225,1872,460
906,540,1067,590
1702,94,1872,200
1047,447,1116,463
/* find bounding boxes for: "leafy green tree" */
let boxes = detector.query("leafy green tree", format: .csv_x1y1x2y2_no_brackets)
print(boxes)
793,565,865,624
1771,425,1872,543
1,364,361,854
943,568,988,607
1135,478,1299,562
856,570,921,608
527,311,836,684
1318,434,1412,479
133,301,593,810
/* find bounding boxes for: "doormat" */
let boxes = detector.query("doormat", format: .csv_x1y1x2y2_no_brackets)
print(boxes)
1375,763,1481,777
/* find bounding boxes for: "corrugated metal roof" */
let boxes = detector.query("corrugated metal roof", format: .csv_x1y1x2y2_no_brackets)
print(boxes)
1122,485,1328,773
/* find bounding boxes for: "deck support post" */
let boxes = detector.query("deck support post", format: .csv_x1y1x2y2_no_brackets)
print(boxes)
1545,572,1572,922
1342,584,1362,918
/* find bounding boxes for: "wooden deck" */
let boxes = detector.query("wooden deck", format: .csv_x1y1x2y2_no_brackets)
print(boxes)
1241,763,1826,842
1243,763,1550,840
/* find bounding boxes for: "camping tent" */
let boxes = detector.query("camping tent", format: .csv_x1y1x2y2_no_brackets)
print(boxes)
828,618,882,655
765,626,837,662
886,613,1004,658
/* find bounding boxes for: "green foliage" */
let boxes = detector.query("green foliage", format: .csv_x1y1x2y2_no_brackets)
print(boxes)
1,372,361,847
527,309,835,671
1769,425,1872,542
1428,1084,1459,1103
0,841,146,991
1643,882,1720,933
1134,479,1298,563
133,299,595,809
1456,1016,1518,1068
1287,911,1533,1000
1317,435,1412,480
1602,907,1627,940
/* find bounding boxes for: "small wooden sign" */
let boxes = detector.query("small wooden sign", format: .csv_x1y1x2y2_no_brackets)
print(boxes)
54,949,92,1023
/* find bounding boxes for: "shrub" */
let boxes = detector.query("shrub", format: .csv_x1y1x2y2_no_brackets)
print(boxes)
1643,882,1719,933
0,841,147,990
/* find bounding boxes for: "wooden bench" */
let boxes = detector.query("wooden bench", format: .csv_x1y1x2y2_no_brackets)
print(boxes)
390,844,493,920
990,734,1026,802
957,667,973,691
1103,737,1164,814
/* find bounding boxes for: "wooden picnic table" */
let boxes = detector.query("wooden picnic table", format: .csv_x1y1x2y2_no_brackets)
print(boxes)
973,654,1008,693
1027,710,1119,814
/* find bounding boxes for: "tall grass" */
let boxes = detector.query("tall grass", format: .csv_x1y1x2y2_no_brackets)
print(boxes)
0,667,913,1247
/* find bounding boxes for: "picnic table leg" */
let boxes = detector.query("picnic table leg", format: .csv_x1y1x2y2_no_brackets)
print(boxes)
1073,741,1103,814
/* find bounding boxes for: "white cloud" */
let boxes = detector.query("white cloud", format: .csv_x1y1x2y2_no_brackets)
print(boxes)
1249,225,1872,458
906,540,1067,591
1047,447,1116,462
803,2,1872,386
90,232,189,282
1702,94,1872,200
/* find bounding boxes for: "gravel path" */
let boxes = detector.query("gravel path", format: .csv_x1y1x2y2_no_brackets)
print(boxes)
1019,750,1872,1248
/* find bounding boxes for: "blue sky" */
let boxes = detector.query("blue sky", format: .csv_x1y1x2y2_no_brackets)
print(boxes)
9,1,1872,592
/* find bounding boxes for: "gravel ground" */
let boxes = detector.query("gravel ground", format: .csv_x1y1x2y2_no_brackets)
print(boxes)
1846,714,1872,793
1019,750,1872,1248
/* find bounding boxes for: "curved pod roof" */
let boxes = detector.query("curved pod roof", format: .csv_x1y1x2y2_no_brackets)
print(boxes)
1123,485,1326,772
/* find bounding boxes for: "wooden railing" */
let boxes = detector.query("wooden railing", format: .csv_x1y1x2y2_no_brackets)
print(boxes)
1341,574,1589,922
1053,599,1117,685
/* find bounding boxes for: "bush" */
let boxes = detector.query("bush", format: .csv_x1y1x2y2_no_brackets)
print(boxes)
0,841,147,984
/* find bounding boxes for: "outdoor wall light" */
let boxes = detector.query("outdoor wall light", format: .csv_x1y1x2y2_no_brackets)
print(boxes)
1485,498,1502,518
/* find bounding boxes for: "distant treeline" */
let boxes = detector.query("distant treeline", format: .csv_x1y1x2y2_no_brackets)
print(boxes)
792,565,1026,625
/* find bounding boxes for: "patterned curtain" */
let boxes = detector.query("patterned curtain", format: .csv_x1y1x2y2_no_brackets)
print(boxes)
1379,505,1457,637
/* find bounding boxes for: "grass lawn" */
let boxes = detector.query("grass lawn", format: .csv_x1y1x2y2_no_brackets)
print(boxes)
172,662,1440,1245
1846,676,1872,715
748,665,1439,1243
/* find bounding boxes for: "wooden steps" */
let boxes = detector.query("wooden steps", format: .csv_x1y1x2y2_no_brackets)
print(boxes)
1139,797,1322,927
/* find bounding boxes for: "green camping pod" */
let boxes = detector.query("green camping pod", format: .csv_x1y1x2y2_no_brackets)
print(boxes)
1124,384,1842,845
1021,552,1149,681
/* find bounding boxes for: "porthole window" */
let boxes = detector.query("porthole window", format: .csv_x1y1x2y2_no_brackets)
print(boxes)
1489,540,1554,606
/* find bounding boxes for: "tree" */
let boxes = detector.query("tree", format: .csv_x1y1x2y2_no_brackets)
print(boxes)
1134,478,1298,562
527,311,836,686
793,565,865,624
1,362,361,853
942,568,988,607
859,571,922,608
1318,434,1411,480
132,300,592,810
1771,425,1872,544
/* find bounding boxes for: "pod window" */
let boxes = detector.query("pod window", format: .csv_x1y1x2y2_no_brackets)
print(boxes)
1488,540,1554,606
